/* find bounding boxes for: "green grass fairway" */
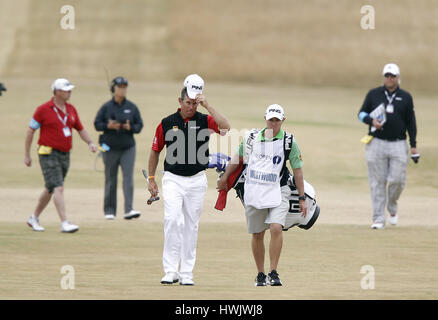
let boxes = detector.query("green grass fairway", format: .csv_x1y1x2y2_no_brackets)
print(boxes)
1,79,437,300
1,0,437,301
1,220,437,300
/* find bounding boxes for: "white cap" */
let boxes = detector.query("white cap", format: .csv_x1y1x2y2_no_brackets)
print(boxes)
265,104,285,120
382,63,400,76
51,78,75,91
183,74,204,99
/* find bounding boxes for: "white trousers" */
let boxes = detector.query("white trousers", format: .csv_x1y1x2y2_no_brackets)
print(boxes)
366,138,409,224
162,171,208,279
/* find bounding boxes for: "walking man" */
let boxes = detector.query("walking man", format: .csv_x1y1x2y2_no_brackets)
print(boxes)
94,76,143,220
217,104,307,286
24,78,97,233
358,63,418,229
148,74,230,285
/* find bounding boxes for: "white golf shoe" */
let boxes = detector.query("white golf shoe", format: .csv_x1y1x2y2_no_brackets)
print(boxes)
388,214,398,226
104,214,115,220
180,277,195,286
124,210,141,220
27,215,45,232
61,221,79,233
371,222,385,230
161,272,179,284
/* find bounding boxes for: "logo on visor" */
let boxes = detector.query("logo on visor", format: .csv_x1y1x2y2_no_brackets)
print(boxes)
191,85,203,90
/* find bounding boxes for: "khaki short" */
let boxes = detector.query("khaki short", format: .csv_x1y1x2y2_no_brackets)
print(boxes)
39,149,70,193
244,185,290,234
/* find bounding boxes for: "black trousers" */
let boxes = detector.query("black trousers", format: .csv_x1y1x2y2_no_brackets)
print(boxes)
102,145,136,215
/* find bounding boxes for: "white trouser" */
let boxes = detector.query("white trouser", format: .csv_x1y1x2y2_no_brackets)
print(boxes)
366,138,409,224
162,171,208,279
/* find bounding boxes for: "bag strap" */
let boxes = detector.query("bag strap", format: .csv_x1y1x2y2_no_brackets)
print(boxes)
283,131,293,160
243,128,261,161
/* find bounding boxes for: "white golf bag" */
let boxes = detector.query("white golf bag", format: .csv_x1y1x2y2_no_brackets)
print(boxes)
209,153,320,231
283,175,320,231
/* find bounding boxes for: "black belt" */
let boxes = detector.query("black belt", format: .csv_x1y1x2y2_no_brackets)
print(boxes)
376,137,403,142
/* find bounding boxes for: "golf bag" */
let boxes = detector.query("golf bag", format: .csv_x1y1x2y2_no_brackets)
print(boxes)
209,152,320,231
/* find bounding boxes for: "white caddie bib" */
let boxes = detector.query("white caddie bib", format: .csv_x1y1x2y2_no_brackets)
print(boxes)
244,135,285,209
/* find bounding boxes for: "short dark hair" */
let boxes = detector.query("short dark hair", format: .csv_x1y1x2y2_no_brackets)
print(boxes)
111,76,128,94
180,87,188,100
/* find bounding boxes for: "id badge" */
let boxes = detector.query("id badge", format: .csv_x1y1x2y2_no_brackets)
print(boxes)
63,127,72,137
386,104,394,113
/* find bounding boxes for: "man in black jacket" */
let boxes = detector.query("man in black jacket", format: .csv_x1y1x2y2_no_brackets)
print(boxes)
358,63,418,229
94,77,143,220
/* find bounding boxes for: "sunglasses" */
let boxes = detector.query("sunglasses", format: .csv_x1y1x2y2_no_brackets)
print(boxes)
113,77,128,86
384,73,397,78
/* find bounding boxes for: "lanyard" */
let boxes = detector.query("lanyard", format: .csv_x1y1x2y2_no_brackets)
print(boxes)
53,106,68,126
384,91,396,105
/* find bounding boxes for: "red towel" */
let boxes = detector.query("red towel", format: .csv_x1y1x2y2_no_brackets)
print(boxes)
215,160,244,211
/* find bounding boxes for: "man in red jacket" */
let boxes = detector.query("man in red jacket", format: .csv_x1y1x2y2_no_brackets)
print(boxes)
24,78,97,233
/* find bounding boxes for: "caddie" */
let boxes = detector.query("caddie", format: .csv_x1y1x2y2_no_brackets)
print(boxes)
217,104,307,287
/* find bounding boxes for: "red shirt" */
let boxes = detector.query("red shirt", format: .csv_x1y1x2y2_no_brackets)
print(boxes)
152,110,220,152
31,99,84,152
